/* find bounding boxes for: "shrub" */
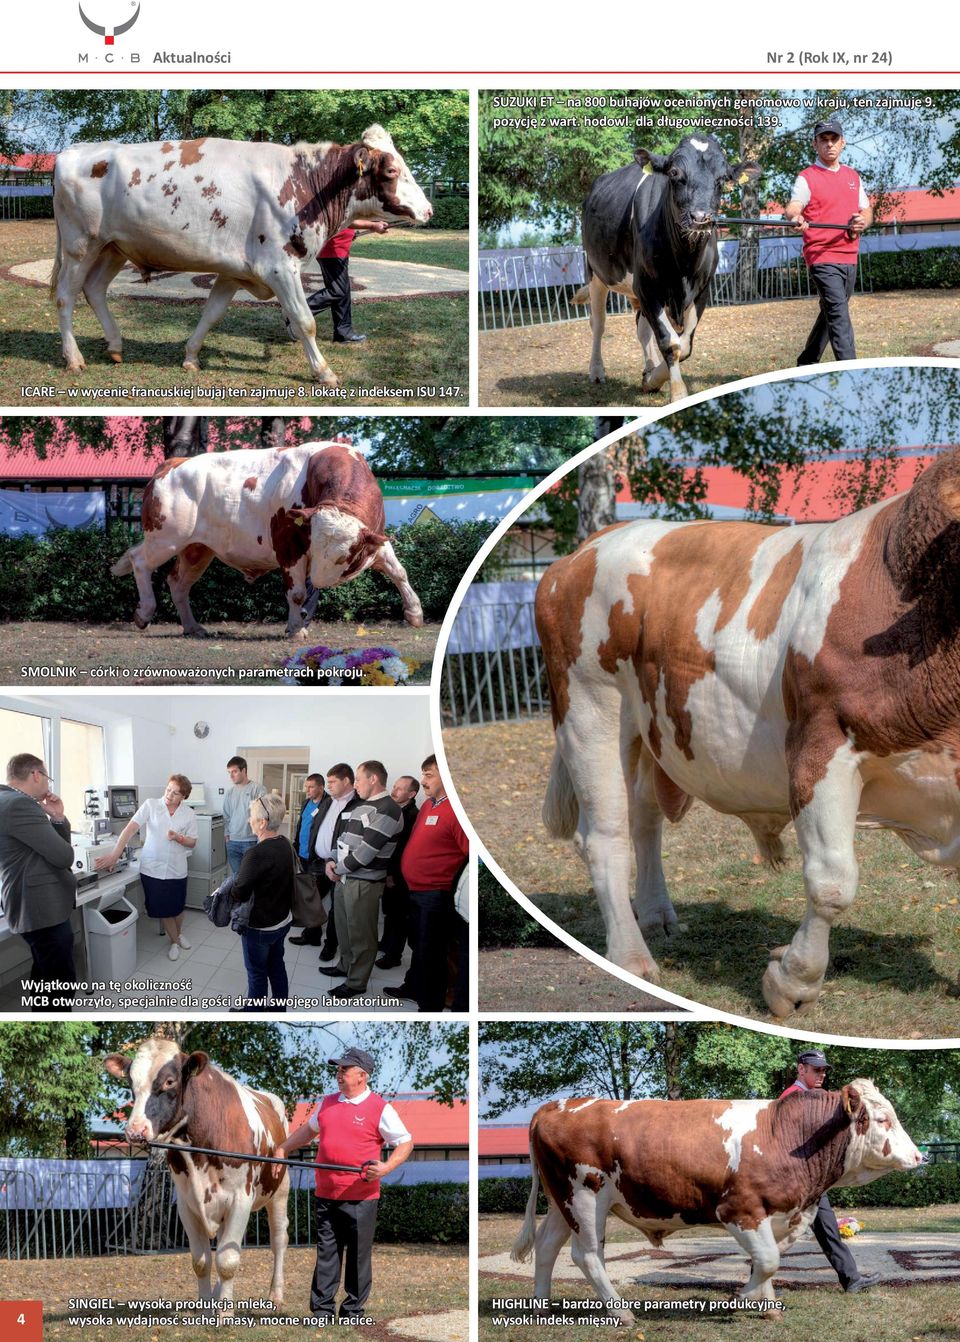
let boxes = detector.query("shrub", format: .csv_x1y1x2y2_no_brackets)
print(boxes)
479,863,557,949
428,197,469,230
478,1177,544,1216
0,518,497,625
375,1181,469,1243
864,245,960,291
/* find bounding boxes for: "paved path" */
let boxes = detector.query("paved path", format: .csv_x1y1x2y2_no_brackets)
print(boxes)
481,1230,960,1291
8,255,467,303
387,1309,470,1341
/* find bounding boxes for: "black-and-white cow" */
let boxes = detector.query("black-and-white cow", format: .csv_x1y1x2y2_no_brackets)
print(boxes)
573,135,759,400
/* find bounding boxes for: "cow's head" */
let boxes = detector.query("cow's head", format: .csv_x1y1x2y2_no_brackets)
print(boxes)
105,1039,209,1142
636,135,760,234
351,124,433,225
287,503,387,588
837,1079,923,1184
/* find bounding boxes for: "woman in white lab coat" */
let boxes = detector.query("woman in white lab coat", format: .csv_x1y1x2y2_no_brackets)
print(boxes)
96,775,198,960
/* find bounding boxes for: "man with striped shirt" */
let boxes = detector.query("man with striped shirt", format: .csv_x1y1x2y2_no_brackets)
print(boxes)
324,761,403,1001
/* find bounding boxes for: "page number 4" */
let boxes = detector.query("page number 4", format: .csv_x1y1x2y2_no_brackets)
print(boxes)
0,1303,41,1340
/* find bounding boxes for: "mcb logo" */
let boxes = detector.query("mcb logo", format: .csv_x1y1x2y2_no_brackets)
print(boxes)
78,1,141,45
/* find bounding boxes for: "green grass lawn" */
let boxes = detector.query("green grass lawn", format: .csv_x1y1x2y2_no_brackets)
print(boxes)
355,228,468,269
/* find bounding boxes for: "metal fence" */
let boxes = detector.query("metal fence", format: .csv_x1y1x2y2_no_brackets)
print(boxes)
478,240,871,332
0,1161,466,1260
442,599,550,726
0,184,54,221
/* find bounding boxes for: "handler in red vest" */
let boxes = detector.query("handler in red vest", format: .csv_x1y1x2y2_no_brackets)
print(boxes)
277,1046,413,1322
307,220,390,343
784,120,873,365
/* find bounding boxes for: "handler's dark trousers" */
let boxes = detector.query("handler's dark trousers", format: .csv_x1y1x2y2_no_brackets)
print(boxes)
811,1193,860,1287
797,263,857,365
311,1197,379,1318
408,888,455,1012
307,258,356,340
20,917,77,1011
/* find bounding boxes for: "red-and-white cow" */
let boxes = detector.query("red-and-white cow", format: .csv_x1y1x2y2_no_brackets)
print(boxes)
50,126,433,385
513,1082,921,1320
104,1039,290,1309
536,449,960,1016
111,442,423,637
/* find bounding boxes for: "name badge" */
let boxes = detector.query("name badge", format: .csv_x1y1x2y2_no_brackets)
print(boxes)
425,814,439,826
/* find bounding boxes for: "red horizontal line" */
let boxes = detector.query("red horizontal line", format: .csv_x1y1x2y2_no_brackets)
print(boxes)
0,69,954,75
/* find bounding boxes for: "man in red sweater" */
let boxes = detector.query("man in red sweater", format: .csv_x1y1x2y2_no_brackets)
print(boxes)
306,220,390,343
779,1049,880,1293
391,754,469,1012
784,120,872,365
276,1046,413,1322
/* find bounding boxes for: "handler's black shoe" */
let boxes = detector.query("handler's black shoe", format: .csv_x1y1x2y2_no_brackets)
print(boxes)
319,963,347,978
325,986,363,1000
385,982,416,999
844,1273,881,1293
333,331,367,343
375,956,401,970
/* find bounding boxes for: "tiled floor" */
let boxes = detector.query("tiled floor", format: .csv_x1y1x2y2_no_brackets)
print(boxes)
0,908,418,1015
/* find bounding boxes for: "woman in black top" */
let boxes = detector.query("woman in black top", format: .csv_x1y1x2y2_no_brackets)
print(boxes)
232,793,294,1010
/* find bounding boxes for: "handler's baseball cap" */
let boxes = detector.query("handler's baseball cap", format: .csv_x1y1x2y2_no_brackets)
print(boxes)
813,119,843,137
329,1046,375,1075
798,1049,829,1068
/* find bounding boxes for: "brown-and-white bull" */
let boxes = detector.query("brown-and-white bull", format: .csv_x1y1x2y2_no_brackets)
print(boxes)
512,1082,921,1321
104,1039,290,1309
536,449,960,1016
50,126,433,384
110,442,423,638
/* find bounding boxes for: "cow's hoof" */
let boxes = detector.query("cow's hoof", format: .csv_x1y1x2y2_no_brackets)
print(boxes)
404,608,425,628
107,350,123,364
182,625,210,639
762,960,823,1019
621,952,661,985
314,375,339,388
132,611,152,630
588,368,606,384
65,360,86,374
182,359,200,373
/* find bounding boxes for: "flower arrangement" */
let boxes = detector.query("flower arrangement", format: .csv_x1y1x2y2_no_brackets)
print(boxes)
281,644,419,687
837,1216,862,1238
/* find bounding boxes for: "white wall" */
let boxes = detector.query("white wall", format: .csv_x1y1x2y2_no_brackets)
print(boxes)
5,693,434,808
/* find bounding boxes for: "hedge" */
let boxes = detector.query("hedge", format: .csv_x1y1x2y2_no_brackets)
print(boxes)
864,245,960,291
479,863,557,949
280,1182,468,1243
427,197,469,230
479,1165,960,1215
0,517,497,625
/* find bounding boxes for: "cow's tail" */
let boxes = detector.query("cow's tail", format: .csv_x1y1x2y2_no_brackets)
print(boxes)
49,220,62,302
542,746,578,839
510,1135,541,1263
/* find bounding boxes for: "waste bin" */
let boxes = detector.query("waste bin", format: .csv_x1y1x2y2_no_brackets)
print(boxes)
84,897,138,980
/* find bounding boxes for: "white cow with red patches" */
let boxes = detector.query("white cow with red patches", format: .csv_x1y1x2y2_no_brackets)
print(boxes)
50,127,433,384
536,450,960,1016
105,1038,290,1310
111,442,423,638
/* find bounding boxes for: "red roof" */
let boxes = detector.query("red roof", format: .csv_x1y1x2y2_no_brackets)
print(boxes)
0,444,161,481
479,1125,529,1157
0,153,56,172
877,187,960,223
289,1093,468,1146
616,449,951,524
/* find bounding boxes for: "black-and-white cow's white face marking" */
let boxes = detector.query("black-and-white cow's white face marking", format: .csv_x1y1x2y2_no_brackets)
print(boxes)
636,135,760,233
105,1039,207,1142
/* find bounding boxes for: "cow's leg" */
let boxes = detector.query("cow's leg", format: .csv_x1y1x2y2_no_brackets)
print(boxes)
636,314,669,392
81,244,126,362
183,276,239,371
652,309,687,402
55,246,103,373
558,692,662,982
166,543,216,638
532,1202,572,1306
282,558,309,637
677,301,700,360
587,275,609,383
111,540,164,629
626,737,684,940
371,539,424,626
567,1185,633,1324
264,1183,289,1307
725,1217,781,1301
212,1196,254,1311
267,268,338,386
763,734,862,1018
176,1199,216,1303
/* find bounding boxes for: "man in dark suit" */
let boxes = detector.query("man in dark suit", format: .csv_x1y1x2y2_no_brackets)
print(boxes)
0,753,78,1010
289,773,330,948
376,775,420,970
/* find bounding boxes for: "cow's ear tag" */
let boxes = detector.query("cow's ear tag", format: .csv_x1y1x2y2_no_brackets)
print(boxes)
357,161,365,177
738,171,750,186
641,162,653,177
723,180,734,193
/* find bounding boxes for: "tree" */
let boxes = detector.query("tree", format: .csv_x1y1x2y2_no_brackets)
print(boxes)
0,1022,110,1157
574,418,622,542
29,90,468,184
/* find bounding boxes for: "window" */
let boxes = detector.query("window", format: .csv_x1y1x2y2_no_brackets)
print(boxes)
0,706,50,775
60,719,106,832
